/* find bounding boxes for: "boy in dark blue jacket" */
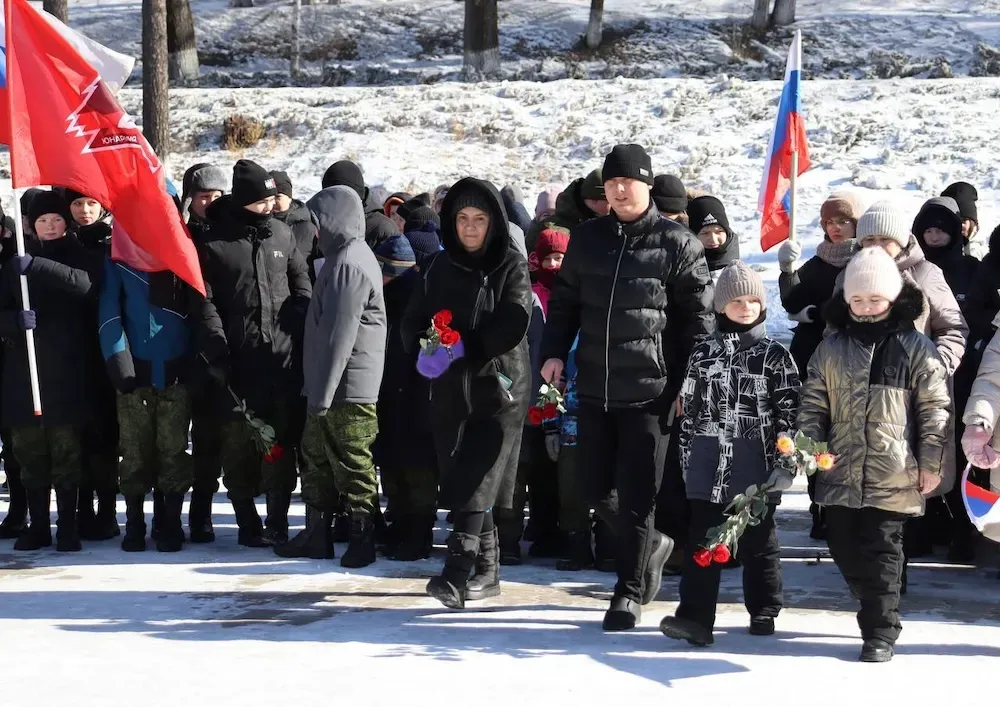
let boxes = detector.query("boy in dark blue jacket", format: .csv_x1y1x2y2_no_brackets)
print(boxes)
98,254,194,553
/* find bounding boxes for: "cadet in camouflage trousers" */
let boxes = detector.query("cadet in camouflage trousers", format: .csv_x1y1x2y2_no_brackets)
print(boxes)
299,403,379,515
98,260,196,554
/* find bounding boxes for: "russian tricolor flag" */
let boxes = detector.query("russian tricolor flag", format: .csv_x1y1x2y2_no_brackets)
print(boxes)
758,30,811,252
961,464,1000,544
0,2,134,146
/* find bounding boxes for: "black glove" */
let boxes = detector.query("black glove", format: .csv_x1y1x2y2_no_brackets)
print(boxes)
16,309,36,330
13,255,33,275
105,351,138,394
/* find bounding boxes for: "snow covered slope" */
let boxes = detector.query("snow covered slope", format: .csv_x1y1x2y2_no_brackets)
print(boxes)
64,0,1000,86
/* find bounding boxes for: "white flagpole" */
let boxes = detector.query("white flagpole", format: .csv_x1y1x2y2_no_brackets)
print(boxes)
9,190,44,417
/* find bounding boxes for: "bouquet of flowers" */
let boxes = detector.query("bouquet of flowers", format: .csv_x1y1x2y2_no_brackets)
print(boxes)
527,383,565,426
232,397,283,463
693,431,834,568
417,309,465,379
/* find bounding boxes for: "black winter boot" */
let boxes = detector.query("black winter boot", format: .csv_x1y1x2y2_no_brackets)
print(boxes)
54,486,82,552
496,515,523,566
640,530,675,605
90,485,121,540
556,529,594,571
860,638,894,662
659,615,714,646
371,501,389,547
333,511,351,543
76,485,97,540
232,499,268,548
14,487,52,551
121,494,147,552
466,526,500,601
0,466,28,539
602,595,641,631
426,531,479,609
593,517,617,573
274,506,335,559
263,490,291,546
150,490,165,541
341,513,376,568
155,492,185,553
386,513,434,561
188,488,215,543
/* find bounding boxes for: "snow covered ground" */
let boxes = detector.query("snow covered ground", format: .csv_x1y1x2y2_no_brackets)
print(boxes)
62,0,1000,86
2,479,999,705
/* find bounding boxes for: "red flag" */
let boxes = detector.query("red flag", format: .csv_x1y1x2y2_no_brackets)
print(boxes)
4,0,205,295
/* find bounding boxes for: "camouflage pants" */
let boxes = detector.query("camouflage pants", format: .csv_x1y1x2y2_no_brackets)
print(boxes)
116,385,193,497
300,403,378,514
12,424,84,491
220,395,299,501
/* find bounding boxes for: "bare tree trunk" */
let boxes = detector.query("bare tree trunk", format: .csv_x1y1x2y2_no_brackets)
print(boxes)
585,0,604,50
291,0,301,77
42,0,67,22
771,0,796,26
750,0,771,30
143,0,170,160
167,0,199,82
463,0,499,76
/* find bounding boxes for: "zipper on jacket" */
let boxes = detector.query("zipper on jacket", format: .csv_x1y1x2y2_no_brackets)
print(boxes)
604,224,627,411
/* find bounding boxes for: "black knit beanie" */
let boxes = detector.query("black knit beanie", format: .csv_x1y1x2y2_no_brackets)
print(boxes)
29,191,72,229
688,196,732,237
652,174,687,213
405,205,441,234
269,170,294,199
941,181,978,225
232,160,277,208
451,188,494,218
398,193,431,223
602,144,654,186
322,160,366,201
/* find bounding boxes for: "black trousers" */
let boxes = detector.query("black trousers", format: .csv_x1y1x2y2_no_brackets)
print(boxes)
825,506,906,645
654,411,689,541
676,500,782,629
577,403,668,602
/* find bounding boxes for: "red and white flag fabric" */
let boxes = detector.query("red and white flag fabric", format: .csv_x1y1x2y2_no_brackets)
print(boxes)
2,0,205,295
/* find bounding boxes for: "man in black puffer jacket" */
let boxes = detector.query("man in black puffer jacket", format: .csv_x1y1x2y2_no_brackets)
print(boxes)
193,160,312,548
541,144,714,631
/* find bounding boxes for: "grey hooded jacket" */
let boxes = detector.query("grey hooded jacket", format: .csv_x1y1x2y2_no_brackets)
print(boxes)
303,186,387,410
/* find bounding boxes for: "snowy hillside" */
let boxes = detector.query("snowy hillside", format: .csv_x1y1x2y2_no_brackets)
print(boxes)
65,0,1000,86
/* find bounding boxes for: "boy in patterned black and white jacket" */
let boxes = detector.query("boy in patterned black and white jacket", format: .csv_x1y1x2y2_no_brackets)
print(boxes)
660,260,800,647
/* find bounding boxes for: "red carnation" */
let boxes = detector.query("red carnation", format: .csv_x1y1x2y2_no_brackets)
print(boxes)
527,407,544,426
712,544,731,564
440,328,461,346
264,444,285,464
692,548,713,568
432,310,453,331
542,402,559,420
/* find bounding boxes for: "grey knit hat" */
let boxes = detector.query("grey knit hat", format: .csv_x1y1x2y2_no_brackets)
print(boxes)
856,201,909,248
714,260,766,313
190,165,228,194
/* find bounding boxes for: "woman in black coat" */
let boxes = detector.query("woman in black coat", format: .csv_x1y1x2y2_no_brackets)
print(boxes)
402,178,531,609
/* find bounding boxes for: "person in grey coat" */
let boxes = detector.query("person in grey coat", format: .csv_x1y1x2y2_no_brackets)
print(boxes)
275,185,387,567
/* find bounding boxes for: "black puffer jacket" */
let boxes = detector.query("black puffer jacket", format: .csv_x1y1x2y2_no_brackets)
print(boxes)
0,235,101,427
274,199,319,281
541,202,715,410
914,197,979,320
401,178,531,511
966,224,1000,348
194,196,312,416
